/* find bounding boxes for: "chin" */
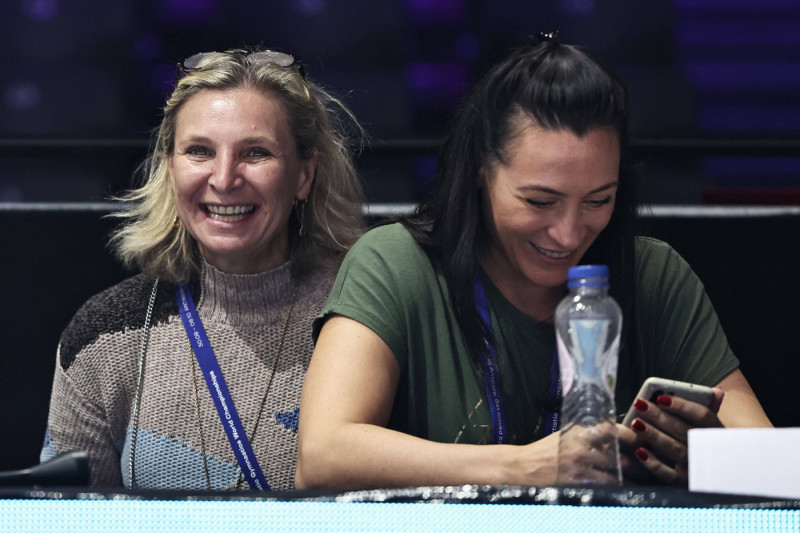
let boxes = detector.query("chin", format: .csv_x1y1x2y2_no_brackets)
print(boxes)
523,270,568,289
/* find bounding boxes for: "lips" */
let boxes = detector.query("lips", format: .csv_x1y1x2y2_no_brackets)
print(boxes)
204,204,256,222
532,242,572,259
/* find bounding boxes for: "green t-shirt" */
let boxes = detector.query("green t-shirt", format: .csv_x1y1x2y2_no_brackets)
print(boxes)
315,223,739,445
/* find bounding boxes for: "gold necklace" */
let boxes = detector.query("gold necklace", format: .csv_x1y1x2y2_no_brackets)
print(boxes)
190,288,297,490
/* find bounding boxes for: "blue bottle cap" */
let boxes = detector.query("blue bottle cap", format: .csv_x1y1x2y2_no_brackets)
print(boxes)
567,264,609,287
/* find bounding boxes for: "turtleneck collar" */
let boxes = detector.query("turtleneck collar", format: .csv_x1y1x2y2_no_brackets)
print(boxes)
196,258,295,328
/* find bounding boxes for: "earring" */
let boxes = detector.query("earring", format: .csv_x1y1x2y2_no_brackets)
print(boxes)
173,215,181,228
295,198,307,237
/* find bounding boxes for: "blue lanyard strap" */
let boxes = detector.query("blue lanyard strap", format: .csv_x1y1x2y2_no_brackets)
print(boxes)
473,272,562,444
473,273,508,444
175,282,271,490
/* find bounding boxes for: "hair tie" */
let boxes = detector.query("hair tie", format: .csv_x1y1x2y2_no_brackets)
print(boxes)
535,30,560,43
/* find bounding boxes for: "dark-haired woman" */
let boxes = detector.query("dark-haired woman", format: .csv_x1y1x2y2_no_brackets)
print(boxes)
295,37,771,490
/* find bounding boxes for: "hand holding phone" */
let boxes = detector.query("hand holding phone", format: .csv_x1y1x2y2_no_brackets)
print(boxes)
620,377,717,486
622,377,715,427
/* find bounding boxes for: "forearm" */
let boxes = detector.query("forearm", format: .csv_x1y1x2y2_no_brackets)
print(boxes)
300,426,482,490
298,316,559,490
296,421,561,490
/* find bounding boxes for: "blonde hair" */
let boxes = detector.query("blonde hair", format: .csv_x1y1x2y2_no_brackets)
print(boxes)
109,49,365,282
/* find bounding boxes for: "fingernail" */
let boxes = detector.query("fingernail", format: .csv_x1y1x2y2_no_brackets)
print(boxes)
635,448,649,461
657,395,673,407
632,419,647,432
634,398,648,412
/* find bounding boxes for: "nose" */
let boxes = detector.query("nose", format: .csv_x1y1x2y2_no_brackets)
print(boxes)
548,207,584,250
208,152,243,192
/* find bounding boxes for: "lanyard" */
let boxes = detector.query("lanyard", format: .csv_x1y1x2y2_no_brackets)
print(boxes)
473,273,562,444
473,273,508,444
175,282,270,490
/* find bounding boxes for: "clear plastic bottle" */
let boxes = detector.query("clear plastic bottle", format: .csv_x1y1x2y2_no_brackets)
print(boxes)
555,264,622,485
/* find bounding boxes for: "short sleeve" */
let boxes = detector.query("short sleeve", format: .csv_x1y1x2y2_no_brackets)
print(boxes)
313,224,440,369
635,237,739,387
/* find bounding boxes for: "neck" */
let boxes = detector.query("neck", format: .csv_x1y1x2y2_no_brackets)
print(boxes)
479,255,564,323
198,242,289,275
197,259,295,327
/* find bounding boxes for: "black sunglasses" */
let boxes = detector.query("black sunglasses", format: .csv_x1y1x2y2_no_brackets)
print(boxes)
176,49,306,80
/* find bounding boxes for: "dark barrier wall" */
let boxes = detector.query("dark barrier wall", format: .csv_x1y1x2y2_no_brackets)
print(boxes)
1,208,133,472
638,209,800,434
1,206,798,471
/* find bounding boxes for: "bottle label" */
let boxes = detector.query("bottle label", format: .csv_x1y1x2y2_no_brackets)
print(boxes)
556,332,575,396
557,318,619,396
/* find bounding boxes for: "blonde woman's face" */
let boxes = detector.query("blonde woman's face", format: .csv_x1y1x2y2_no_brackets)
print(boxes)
169,88,316,274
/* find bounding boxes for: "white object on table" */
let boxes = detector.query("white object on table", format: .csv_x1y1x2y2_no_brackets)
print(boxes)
689,427,800,499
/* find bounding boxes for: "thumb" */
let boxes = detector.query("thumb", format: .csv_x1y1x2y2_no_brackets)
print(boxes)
710,387,725,413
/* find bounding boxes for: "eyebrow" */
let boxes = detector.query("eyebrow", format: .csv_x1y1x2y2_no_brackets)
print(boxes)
177,135,213,144
520,181,619,196
239,136,276,145
176,135,278,147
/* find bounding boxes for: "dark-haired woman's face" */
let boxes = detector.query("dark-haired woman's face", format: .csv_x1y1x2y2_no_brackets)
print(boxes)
480,123,619,301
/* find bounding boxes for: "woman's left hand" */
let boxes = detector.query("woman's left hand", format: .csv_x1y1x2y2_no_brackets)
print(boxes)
618,387,724,485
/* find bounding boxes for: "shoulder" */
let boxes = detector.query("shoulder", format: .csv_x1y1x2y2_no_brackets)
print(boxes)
352,222,420,251
634,236,680,262
335,222,437,292
634,236,697,285
58,274,176,371
346,223,430,270
632,236,714,327
314,223,440,344
296,264,337,308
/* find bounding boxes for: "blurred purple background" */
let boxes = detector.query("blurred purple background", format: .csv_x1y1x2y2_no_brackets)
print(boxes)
1,0,799,204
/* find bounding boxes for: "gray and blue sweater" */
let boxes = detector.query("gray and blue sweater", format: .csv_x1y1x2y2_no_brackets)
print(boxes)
42,260,334,491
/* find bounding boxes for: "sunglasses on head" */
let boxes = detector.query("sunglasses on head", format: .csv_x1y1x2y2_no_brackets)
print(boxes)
176,49,306,80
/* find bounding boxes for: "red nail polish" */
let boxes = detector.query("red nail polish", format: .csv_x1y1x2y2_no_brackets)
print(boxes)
635,448,649,461
657,395,673,407
632,419,647,432
634,398,648,412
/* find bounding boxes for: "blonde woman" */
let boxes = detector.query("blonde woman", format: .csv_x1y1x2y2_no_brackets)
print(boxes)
41,48,364,490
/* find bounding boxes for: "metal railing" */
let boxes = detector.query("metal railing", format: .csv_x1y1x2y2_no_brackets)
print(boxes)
2,137,800,157
2,201,800,218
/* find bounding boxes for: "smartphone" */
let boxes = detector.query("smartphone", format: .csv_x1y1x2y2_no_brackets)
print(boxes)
622,377,715,427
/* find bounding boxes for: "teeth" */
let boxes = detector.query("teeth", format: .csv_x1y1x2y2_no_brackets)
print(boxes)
205,204,255,221
206,205,254,215
533,244,571,259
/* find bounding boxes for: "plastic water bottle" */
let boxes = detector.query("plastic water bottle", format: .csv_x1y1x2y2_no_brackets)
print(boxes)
555,264,622,485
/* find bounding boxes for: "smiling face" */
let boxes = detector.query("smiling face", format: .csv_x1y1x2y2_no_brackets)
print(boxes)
479,120,620,313
169,88,316,274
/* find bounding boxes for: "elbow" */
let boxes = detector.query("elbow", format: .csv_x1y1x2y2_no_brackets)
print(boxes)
295,434,333,490
294,442,313,490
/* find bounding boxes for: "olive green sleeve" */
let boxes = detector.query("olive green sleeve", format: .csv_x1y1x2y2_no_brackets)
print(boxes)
313,224,440,370
634,237,739,388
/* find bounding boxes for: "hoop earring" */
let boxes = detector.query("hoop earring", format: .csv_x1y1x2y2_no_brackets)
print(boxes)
295,198,307,237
